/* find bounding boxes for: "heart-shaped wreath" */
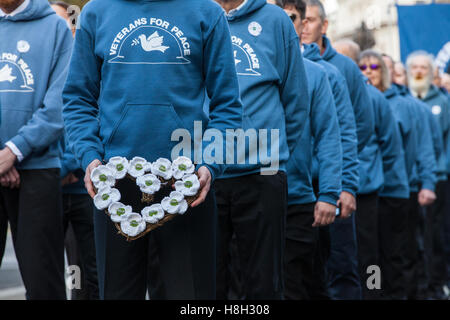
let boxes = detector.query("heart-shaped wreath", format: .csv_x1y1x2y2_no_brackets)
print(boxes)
91,156,200,241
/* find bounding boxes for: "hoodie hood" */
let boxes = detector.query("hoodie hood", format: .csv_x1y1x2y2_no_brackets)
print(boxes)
302,43,322,62
321,36,337,61
0,0,54,22
425,85,441,100
226,0,266,21
383,86,397,99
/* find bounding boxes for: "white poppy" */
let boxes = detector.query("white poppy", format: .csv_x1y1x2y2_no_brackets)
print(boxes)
161,191,188,215
90,165,116,189
174,174,200,196
94,186,121,210
128,157,150,178
106,157,129,179
136,174,161,194
151,158,173,180
120,213,146,237
108,202,132,223
172,156,195,179
141,204,165,224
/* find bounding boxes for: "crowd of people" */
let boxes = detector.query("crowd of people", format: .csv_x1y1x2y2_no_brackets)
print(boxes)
0,0,449,300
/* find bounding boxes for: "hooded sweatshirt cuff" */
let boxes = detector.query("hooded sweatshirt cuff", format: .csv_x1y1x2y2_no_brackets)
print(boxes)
421,181,435,192
81,150,103,172
342,186,357,197
195,163,218,183
317,194,339,207
9,135,32,161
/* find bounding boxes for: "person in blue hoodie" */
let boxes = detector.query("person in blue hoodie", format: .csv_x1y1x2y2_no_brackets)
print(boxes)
63,0,242,300
359,50,438,299
406,51,450,299
301,0,375,300
0,0,72,299
278,0,342,300
214,0,309,299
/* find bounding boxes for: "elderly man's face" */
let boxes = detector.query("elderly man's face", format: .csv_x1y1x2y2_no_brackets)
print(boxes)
283,3,303,39
302,5,325,45
409,56,431,81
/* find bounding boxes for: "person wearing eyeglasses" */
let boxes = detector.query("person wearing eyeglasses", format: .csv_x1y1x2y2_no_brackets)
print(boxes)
359,50,438,299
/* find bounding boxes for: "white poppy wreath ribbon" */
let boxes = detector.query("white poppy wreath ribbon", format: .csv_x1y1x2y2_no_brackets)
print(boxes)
91,156,200,241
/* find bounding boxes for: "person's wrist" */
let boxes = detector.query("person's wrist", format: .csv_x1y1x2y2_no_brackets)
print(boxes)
4,146,17,162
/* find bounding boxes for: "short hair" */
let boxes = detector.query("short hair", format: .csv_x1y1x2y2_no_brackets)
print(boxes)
334,39,360,63
280,0,307,19
406,51,436,80
306,0,327,22
49,1,70,10
359,50,392,91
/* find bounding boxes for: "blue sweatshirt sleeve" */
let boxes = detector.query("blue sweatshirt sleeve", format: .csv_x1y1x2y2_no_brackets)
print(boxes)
63,10,103,171
60,133,82,179
312,72,342,206
201,13,243,181
11,22,72,160
279,35,309,156
330,74,358,196
414,104,437,191
349,69,375,153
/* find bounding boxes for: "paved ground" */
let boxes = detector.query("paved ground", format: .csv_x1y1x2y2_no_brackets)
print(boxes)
0,231,25,300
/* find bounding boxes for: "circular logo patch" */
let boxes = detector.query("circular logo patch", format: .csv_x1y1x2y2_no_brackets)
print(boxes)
17,40,30,53
248,22,262,37
432,105,442,115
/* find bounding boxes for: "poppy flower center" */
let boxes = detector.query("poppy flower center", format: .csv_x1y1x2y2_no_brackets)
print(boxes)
184,181,193,188
130,220,139,227
99,174,107,182
117,208,126,216
170,199,179,206
179,164,187,171
135,164,143,171
116,163,124,171
149,210,158,217
159,165,166,172
145,180,153,186
102,194,110,201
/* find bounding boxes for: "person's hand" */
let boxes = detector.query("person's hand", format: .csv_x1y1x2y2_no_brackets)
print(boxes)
337,191,356,219
0,147,17,176
0,167,20,189
313,201,336,227
62,173,79,186
85,159,102,198
190,166,212,208
418,188,436,207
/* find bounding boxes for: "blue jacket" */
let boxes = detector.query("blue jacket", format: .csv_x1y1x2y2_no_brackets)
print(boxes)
320,36,374,154
0,0,73,169
420,85,450,175
383,87,418,187
303,43,358,196
63,0,243,181
220,0,309,178
60,134,86,194
366,85,409,198
287,59,342,206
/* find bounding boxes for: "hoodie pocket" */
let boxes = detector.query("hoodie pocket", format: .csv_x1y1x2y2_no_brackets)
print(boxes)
104,103,186,161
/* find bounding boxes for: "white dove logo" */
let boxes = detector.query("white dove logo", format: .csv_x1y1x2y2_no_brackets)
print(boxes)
0,65,16,83
137,32,170,53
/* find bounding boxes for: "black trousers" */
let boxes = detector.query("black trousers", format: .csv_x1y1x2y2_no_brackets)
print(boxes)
446,178,450,287
62,193,99,300
424,180,448,297
404,192,421,299
378,196,409,300
94,177,217,300
284,202,318,300
355,193,380,300
215,172,287,300
0,201,7,267
0,169,66,299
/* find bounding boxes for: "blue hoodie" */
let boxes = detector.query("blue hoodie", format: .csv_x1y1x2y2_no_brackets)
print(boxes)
63,0,243,181
420,85,450,175
0,0,72,169
219,0,309,178
287,59,342,206
383,87,418,186
60,133,86,194
303,43,358,196
320,36,374,154
366,84,409,199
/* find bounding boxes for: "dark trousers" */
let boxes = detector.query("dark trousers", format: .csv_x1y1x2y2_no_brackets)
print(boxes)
424,180,448,297
378,197,409,300
0,202,7,267
284,202,318,300
355,193,380,300
404,192,421,299
62,193,99,300
0,169,66,299
94,177,217,300
446,178,450,287
215,172,287,300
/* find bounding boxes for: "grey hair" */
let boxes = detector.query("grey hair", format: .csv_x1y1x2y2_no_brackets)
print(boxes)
406,50,436,81
359,50,392,91
306,0,327,22
334,39,360,63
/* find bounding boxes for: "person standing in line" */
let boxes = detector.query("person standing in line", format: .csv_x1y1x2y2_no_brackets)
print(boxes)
214,0,309,299
0,0,73,299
